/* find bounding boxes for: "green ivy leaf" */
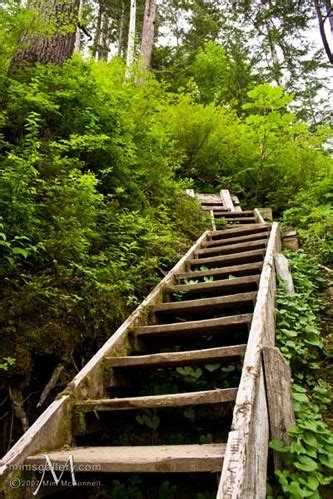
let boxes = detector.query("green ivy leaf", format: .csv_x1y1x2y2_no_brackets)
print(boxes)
294,456,318,472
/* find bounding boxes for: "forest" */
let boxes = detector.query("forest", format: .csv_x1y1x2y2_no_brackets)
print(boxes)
0,1,332,498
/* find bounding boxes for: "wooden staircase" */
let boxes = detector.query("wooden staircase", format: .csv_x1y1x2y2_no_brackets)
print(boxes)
0,190,286,498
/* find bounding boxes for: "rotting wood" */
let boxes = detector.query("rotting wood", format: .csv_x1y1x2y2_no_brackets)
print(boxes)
137,313,253,337
26,444,227,473
106,344,247,368
263,347,295,470
274,253,295,294
75,388,238,411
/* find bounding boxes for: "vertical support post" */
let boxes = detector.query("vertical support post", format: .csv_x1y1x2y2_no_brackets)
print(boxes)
220,190,236,211
210,210,216,231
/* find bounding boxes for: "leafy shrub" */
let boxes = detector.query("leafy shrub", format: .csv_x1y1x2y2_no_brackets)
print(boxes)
269,251,333,498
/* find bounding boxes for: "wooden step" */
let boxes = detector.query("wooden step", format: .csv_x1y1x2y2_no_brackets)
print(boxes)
107,344,247,369
202,206,230,211
202,231,270,248
154,292,257,318
208,224,270,239
177,262,263,281
169,275,259,296
75,388,238,412
189,249,266,268
137,313,252,338
219,217,256,224
26,444,227,473
196,239,268,257
215,211,254,217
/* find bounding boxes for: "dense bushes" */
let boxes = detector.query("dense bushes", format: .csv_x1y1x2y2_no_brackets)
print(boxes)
269,251,333,498
0,58,205,409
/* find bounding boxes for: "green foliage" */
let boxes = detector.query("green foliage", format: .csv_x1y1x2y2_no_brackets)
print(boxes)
283,179,333,264
0,357,15,371
191,41,253,109
163,84,333,209
0,57,204,390
270,251,333,498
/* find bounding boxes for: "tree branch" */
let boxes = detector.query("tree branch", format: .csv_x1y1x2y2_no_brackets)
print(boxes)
313,0,333,64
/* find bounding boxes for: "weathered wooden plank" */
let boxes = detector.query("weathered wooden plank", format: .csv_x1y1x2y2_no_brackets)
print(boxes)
218,211,254,218
169,275,259,295
202,231,270,248
137,313,253,337
154,292,257,316
198,194,223,204
75,388,238,412
26,444,227,473
189,249,266,268
177,262,263,281
201,205,229,211
196,239,268,256
208,224,270,239
215,217,256,223
107,345,247,369
274,253,295,294
263,346,295,469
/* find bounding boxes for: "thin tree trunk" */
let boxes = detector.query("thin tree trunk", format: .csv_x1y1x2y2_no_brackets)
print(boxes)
324,0,333,36
93,1,103,59
313,0,333,63
126,0,137,77
100,10,110,60
118,1,125,57
74,0,84,53
11,0,80,66
139,0,156,72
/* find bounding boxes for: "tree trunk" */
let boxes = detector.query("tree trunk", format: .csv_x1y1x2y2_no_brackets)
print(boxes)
126,0,137,77
139,0,156,71
93,1,103,59
11,0,80,66
118,1,125,57
100,10,110,60
324,0,333,36
74,0,84,53
313,0,333,64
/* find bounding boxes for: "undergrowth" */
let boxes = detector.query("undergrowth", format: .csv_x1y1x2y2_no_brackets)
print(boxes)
268,251,333,498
